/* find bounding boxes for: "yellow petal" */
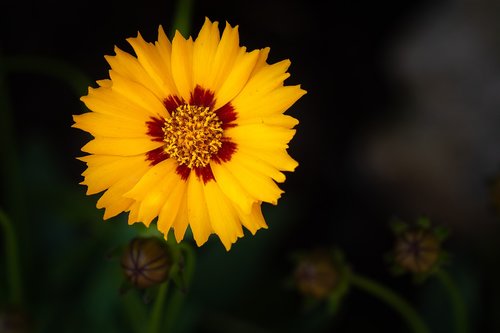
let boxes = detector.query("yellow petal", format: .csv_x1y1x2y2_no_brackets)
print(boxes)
210,161,256,213
237,145,298,172
249,47,270,77
157,176,187,237
205,22,241,92
72,112,148,138
223,154,284,205
231,149,286,183
234,85,306,120
124,159,177,200
203,181,244,251
234,202,268,235
81,155,147,195
186,173,212,246
95,162,149,219
124,159,178,226
81,137,163,156
236,114,299,128
225,123,296,151
155,25,180,97
214,48,260,109
171,31,194,101
97,79,112,87
105,46,165,100
193,17,220,89
173,188,190,242
109,70,167,117
127,32,177,97
236,59,291,100
81,86,155,121
127,201,141,225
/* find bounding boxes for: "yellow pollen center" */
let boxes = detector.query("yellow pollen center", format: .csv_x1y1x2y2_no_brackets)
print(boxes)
163,104,223,168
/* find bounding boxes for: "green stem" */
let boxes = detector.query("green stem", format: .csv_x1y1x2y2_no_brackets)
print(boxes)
170,0,194,38
350,273,430,333
148,281,170,333
163,242,196,332
0,208,23,304
435,269,468,333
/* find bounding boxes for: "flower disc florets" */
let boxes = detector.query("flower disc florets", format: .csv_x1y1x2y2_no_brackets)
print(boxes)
163,104,223,168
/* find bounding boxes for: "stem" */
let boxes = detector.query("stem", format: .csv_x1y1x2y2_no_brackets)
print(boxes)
163,242,196,332
350,273,430,333
435,269,468,333
148,281,170,333
0,208,23,304
170,0,194,38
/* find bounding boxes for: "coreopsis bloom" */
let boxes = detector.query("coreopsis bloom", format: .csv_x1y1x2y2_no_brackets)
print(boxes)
73,18,306,250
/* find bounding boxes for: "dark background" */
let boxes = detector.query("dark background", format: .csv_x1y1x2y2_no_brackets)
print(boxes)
1,0,500,332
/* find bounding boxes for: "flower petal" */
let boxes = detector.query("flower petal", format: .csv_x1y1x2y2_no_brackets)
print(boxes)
211,161,256,213
186,173,212,246
124,159,177,200
173,188,190,242
157,176,187,238
193,17,220,89
225,123,296,151
222,154,284,205
105,46,165,100
127,32,178,97
81,86,155,121
234,202,268,235
237,145,298,172
234,85,306,120
81,155,148,195
81,137,163,156
203,181,244,251
214,48,260,109
171,31,194,101
94,161,150,219
72,112,148,138
204,22,241,93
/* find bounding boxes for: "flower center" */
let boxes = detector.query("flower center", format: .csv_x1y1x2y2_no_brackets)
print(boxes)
163,104,223,168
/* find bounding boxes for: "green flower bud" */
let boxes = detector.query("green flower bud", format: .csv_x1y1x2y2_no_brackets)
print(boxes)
121,236,172,289
293,250,338,300
394,229,440,274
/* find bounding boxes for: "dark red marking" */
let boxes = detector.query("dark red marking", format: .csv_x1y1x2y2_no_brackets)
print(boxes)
146,146,169,166
146,87,239,178
176,164,191,181
164,95,184,112
215,103,237,129
194,165,216,184
146,116,166,142
212,139,237,164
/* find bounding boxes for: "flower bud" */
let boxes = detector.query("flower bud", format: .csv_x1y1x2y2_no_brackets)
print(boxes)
121,236,172,289
394,229,440,274
293,250,338,300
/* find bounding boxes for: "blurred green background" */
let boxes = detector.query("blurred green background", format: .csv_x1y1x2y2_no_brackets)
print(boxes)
2,0,500,332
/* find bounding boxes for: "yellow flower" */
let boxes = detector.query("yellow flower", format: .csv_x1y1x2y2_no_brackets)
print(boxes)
73,17,306,250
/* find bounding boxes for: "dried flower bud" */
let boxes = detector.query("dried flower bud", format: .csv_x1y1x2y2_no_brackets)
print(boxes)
293,251,338,299
394,229,440,274
121,236,172,289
